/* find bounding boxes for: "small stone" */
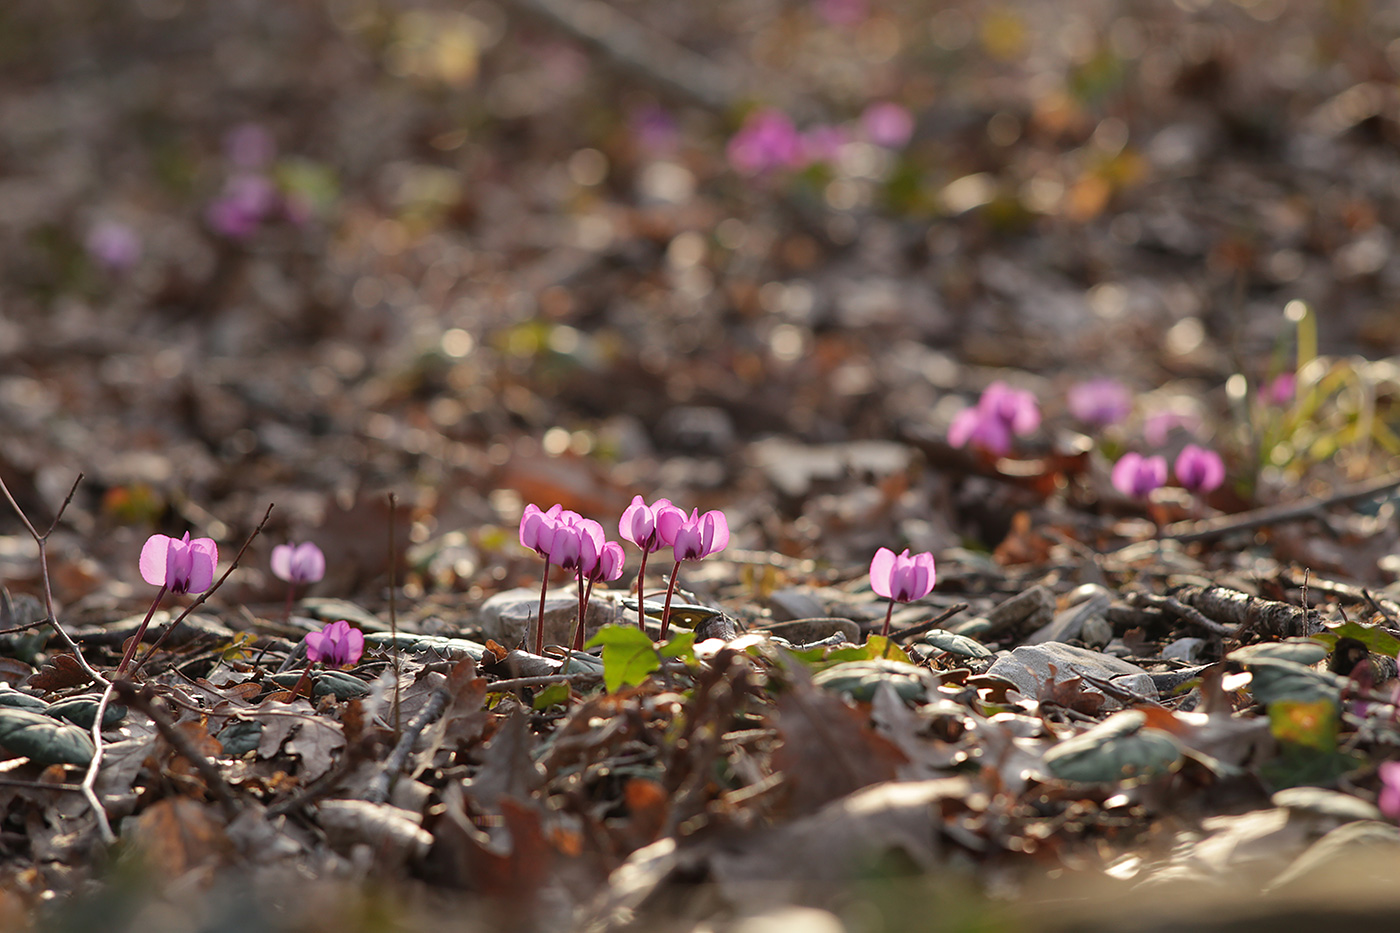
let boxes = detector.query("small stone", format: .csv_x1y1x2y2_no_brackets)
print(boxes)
1163,637,1207,662
768,588,826,622
478,587,624,649
986,642,1158,708
1081,615,1113,648
984,585,1055,637
1027,586,1111,645
758,618,861,646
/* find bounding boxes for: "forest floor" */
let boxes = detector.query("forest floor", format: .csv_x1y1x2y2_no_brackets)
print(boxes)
5,1,1400,930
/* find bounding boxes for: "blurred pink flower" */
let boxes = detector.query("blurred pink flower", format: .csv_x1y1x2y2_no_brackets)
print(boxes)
1174,444,1225,494
727,109,803,175
1144,409,1199,447
630,104,680,154
948,381,1040,455
85,220,142,272
206,174,278,239
271,541,326,586
1263,372,1296,407
861,102,914,149
816,0,867,27
1067,378,1132,427
1379,761,1400,820
1112,452,1168,499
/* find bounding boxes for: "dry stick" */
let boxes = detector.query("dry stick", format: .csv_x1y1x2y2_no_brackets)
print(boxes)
82,682,119,845
1160,470,1400,543
126,504,273,678
0,472,108,686
363,683,452,805
888,603,971,644
388,492,401,742
116,682,239,818
487,671,601,692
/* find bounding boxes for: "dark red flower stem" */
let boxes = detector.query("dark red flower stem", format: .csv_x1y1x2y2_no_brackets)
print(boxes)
117,584,167,675
283,583,296,624
570,562,587,652
289,656,315,700
635,550,650,631
533,562,551,656
659,559,682,640
879,598,895,639
574,575,597,652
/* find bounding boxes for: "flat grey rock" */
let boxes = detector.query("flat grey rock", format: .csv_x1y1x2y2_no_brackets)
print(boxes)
479,587,624,649
986,642,1158,707
768,588,826,622
1026,585,1111,645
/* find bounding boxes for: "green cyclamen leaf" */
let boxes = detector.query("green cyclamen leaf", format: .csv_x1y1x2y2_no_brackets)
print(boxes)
0,708,95,767
660,631,696,662
586,624,660,692
1311,621,1400,660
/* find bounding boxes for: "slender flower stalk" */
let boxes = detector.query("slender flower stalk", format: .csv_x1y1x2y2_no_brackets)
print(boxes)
618,496,674,632
655,507,729,638
121,532,218,675
868,547,936,638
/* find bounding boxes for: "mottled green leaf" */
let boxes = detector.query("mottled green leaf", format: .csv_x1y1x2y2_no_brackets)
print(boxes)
1228,639,1329,667
0,707,95,766
217,720,264,757
811,659,930,702
532,682,571,709
46,695,126,729
1043,710,1182,784
1312,621,1400,659
923,631,993,659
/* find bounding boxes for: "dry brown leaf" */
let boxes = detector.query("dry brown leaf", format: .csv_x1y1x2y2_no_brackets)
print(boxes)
129,797,232,878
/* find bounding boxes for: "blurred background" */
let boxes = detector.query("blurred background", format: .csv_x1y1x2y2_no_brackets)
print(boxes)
4,0,1400,608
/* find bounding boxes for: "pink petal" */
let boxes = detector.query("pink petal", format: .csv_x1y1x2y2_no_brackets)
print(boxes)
270,543,293,582
869,547,896,599
140,534,173,588
186,538,218,593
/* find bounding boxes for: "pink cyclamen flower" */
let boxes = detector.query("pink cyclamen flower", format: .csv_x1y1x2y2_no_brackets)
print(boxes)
271,541,326,585
1174,444,1226,494
304,620,364,668
140,532,218,595
85,220,142,272
657,508,730,561
948,381,1040,455
619,495,674,553
1379,761,1400,820
727,109,803,175
206,173,278,239
861,102,914,149
800,124,848,166
1067,378,1132,427
1112,452,1168,499
1263,372,1296,407
869,547,936,603
587,541,626,583
519,503,566,558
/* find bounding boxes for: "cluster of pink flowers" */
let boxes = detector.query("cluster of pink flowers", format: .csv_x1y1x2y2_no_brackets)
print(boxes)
521,497,729,652
204,123,314,240
726,102,914,176
948,381,1041,456
1112,444,1225,499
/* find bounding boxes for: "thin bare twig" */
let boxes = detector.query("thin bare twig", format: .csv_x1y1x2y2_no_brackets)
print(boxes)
1160,470,1400,543
127,503,273,677
388,492,401,741
889,603,971,644
363,684,452,805
80,682,119,845
487,671,602,692
0,471,108,687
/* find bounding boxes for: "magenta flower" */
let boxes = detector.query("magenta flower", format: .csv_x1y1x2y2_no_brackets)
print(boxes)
653,506,730,638
140,532,218,595
206,173,278,239
816,0,867,27
869,547,936,638
520,503,566,559
1263,372,1296,407
658,508,730,561
85,220,142,273
630,104,679,155
1067,378,1132,427
123,531,219,674
619,495,674,631
948,381,1040,456
861,102,914,149
304,619,364,668
1112,452,1168,499
1379,761,1400,820
1174,444,1225,494
271,541,326,586
727,109,803,176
